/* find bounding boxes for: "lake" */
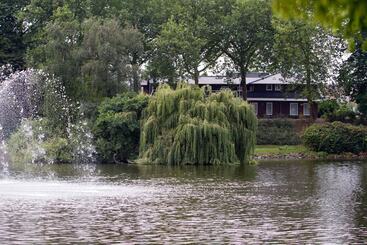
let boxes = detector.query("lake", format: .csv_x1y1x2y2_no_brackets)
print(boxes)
0,160,367,243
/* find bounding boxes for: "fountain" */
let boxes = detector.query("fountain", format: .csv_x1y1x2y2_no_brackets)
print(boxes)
0,66,96,176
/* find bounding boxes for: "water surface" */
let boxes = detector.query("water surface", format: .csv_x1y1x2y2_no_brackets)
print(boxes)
1,160,367,243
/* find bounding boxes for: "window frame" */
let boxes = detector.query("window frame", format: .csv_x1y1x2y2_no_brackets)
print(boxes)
252,102,258,115
266,84,273,91
289,103,299,116
303,103,310,116
274,84,281,91
249,85,254,92
266,102,273,116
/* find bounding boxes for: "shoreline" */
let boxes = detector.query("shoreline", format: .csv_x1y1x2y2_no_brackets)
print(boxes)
254,152,367,161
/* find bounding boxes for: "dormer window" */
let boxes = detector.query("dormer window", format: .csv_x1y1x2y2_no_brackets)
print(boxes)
275,84,281,91
266,84,273,91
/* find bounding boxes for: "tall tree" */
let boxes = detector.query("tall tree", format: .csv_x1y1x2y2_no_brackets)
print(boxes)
272,0,367,49
118,0,175,91
273,19,344,117
155,0,220,84
339,42,367,116
81,18,144,99
0,0,29,69
217,0,274,100
27,5,83,100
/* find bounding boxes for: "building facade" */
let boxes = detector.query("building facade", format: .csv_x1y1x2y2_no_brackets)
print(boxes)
141,73,318,118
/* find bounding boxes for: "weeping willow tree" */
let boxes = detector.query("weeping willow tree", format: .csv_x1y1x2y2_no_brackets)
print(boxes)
139,84,257,165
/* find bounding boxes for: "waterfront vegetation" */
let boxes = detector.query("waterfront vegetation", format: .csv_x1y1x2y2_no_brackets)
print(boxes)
255,145,308,155
138,84,257,165
303,122,367,154
256,119,301,145
1,0,367,165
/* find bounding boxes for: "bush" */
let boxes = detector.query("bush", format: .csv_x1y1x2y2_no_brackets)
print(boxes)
319,100,360,124
93,92,148,163
327,104,357,123
256,119,301,145
7,119,73,164
318,99,339,118
303,122,367,154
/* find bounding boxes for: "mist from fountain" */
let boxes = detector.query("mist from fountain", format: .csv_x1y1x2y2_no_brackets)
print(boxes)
0,66,96,177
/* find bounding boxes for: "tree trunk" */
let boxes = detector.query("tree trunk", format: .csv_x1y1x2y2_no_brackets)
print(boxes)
132,64,140,92
240,66,247,100
305,55,316,120
194,69,199,85
132,55,140,92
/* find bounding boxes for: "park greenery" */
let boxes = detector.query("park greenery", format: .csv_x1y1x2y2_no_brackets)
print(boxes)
272,0,367,50
138,84,257,165
94,92,148,163
303,122,367,154
256,119,301,146
1,0,367,164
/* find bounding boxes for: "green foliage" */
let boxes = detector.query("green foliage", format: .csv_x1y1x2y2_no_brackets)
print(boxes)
139,84,257,165
272,0,367,50
216,0,274,99
7,117,95,165
155,0,219,83
42,137,72,163
318,99,340,117
256,119,301,145
94,93,149,163
303,122,367,154
273,19,344,105
327,104,357,124
81,18,144,97
339,45,367,116
0,0,28,69
318,100,363,124
7,119,72,164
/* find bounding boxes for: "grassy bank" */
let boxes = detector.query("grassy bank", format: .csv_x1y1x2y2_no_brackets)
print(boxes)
254,145,367,161
255,145,308,155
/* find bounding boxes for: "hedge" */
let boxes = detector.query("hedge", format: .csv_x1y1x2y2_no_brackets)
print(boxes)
303,121,367,154
256,119,301,145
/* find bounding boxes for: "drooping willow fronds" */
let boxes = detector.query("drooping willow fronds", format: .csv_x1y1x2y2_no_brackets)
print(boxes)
139,83,257,165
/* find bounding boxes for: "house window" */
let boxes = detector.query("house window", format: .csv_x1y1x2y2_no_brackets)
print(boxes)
275,84,281,91
303,103,310,116
266,102,273,116
252,102,258,115
249,85,254,92
290,103,299,116
266,84,273,91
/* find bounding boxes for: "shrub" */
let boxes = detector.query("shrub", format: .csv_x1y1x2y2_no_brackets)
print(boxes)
326,104,357,123
303,122,367,154
93,92,148,163
256,119,301,145
319,100,360,124
7,119,73,164
139,83,257,165
318,99,339,118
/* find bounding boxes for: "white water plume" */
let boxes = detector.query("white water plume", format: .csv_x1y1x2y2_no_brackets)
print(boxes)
0,66,96,175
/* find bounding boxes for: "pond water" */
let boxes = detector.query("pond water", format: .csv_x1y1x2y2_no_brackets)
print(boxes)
1,160,367,243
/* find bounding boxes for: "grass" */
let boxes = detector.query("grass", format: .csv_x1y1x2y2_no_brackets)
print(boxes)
255,145,308,155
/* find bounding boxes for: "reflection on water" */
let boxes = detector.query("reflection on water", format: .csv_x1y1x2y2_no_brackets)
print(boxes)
0,161,367,243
